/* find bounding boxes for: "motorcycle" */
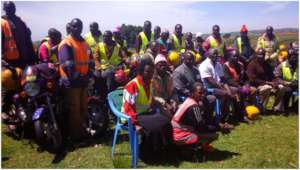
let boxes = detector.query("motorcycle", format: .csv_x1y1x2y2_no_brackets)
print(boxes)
1,60,24,138
86,76,109,137
20,63,62,151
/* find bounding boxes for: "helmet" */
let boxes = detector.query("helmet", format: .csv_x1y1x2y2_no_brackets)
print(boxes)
168,51,180,66
279,50,288,61
188,51,201,64
1,67,22,91
279,44,287,51
245,105,260,120
114,69,128,84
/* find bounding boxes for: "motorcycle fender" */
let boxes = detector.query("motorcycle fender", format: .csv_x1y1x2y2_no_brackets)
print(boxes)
32,107,45,121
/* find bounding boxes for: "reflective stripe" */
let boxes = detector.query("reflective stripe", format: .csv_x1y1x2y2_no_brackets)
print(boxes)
237,37,242,54
84,32,102,55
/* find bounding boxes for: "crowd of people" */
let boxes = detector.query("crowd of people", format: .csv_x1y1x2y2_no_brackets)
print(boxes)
2,1,298,155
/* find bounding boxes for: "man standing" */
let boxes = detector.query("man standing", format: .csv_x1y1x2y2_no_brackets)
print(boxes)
1,1,36,69
153,26,161,41
194,32,205,58
58,18,93,143
158,29,170,56
169,24,185,53
256,26,279,68
203,25,227,62
234,25,254,64
38,28,62,64
112,26,128,57
136,20,152,54
84,22,102,56
95,30,124,91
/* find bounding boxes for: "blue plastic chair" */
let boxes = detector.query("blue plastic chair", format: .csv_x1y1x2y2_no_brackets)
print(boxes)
107,89,139,168
207,88,222,122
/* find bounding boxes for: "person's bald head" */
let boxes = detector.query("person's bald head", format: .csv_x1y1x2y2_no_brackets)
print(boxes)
256,48,265,63
103,30,113,43
48,28,62,45
208,48,219,63
144,20,152,33
154,26,161,34
175,24,182,35
89,22,100,36
183,50,195,68
186,32,193,41
161,29,169,41
70,18,83,38
3,1,16,17
212,25,220,37
148,41,160,55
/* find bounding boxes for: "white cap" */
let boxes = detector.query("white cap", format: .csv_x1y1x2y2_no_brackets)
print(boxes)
196,32,203,38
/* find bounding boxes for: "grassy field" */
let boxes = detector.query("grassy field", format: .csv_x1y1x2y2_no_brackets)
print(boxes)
2,113,298,169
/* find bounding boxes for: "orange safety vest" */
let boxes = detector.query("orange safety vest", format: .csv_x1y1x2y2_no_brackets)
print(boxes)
224,61,244,82
172,97,199,145
58,36,90,78
1,18,20,60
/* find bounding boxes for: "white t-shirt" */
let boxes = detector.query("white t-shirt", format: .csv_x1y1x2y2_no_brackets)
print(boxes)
198,58,224,87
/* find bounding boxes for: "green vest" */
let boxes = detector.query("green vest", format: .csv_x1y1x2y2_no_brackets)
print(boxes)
139,32,152,54
237,37,242,54
98,42,121,70
172,34,185,52
85,32,103,55
133,78,152,113
208,35,225,56
282,61,298,81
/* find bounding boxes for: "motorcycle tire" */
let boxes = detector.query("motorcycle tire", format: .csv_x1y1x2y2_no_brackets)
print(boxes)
34,120,46,146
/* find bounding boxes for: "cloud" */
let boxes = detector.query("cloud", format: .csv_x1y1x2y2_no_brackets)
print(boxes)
261,2,290,14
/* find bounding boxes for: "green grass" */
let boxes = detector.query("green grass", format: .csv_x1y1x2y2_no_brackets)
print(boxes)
2,114,298,168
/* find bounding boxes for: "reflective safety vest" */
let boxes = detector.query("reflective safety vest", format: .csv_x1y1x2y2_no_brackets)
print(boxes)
84,32,102,56
172,97,199,145
172,34,185,52
98,42,121,70
224,61,244,82
237,37,242,54
139,31,152,54
134,77,152,113
58,36,90,78
1,18,20,60
282,61,298,81
42,41,58,63
256,35,278,54
208,35,225,56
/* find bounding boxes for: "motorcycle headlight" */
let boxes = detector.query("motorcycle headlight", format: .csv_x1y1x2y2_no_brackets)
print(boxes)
24,82,40,97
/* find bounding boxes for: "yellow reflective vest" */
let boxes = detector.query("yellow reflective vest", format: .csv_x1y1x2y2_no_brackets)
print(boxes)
98,42,121,70
133,78,152,113
42,41,58,63
172,34,185,52
282,61,298,81
208,35,225,56
85,32,103,55
139,31,153,54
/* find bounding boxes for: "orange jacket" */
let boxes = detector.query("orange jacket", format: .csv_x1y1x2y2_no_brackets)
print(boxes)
1,18,19,60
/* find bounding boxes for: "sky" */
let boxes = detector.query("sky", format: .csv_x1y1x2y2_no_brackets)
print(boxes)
1,1,299,41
